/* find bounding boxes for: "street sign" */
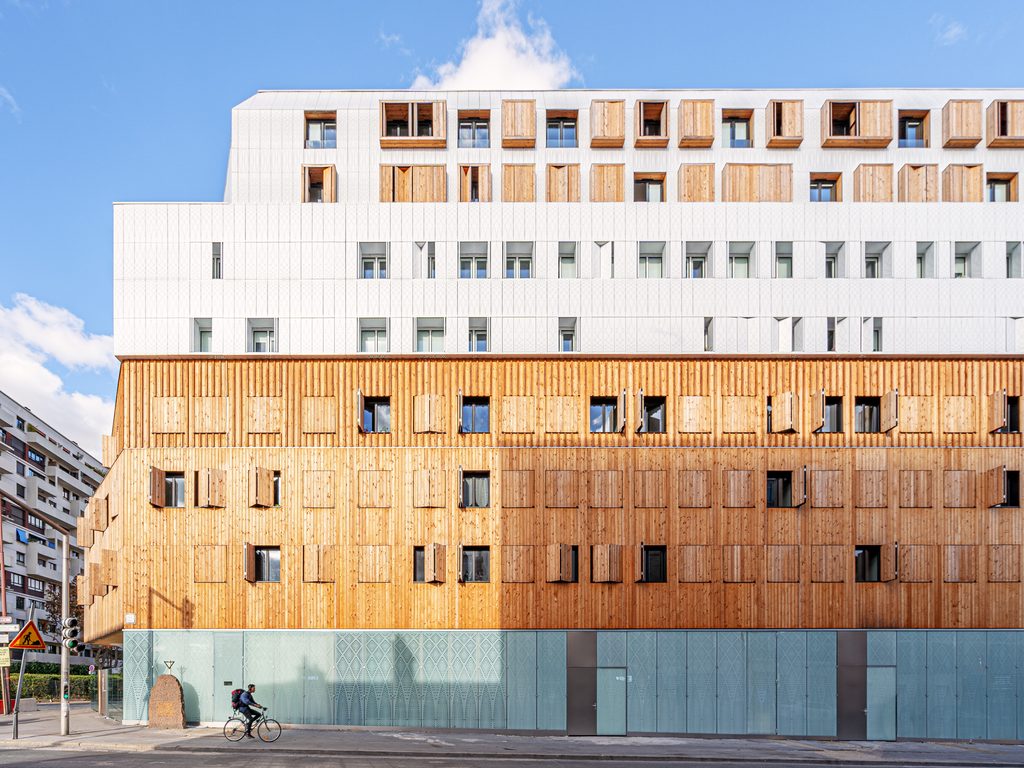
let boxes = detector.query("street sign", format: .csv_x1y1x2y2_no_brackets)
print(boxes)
0,647,10,667
9,620,47,652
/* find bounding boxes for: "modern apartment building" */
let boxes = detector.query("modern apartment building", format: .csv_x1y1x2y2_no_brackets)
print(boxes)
85,89,1024,740
1,390,103,663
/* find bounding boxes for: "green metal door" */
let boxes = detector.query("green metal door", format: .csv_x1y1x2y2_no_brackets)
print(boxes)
867,666,896,741
596,667,627,735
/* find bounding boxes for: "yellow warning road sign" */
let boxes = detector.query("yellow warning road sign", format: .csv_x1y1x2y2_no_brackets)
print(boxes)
9,620,46,652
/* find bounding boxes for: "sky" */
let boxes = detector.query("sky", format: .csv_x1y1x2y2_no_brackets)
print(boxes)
0,0,1021,457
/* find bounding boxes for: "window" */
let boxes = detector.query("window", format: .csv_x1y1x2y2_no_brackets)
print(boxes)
639,396,666,434
686,242,711,278
504,242,533,278
864,241,890,278
253,546,281,583
722,115,752,148
766,471,793,508
362,397,391,434
193,318,212,353
461,472,490,508
728,242,754,278
638,241,665,278
703,317,714,352
164,472,185,508
916,242,934,278
8,573,24,589
461,397,490,434
15,484,25,499
826,317,837,352
824,242,844,278
303,165,336,203
459,242,488,278
590,397,618,433
247,319,277,353
305,112,337,148
870,317,883,352
27,577,45,594
212,242,223,279
358,319,388,353
1008,242,1023,278
15,596,25,609
383,101,440,139
16,462,24,476
774,242,793,278
272,471,281,506
987,172,1018,202
460,546,490,583
639,545,667,583
460,165,489,202
855,397,881,433
413,546,426,582
996,397,1021,434
468,318,489,352
422,242,436,278
898,110,929,148
637,101,667,141
27,514,44,529
546,114,577,148
954,241,978,278
633,173,665,202
810,173,841,202
864,255,880,279
558,242,577,278
16,552,25,565
559,317,578,352
1004,471,1022,507
854,546,882,583
416,318,444,353
458,116,490,148
360,242,388,279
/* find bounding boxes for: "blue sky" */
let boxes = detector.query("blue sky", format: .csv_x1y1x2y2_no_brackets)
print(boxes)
0,0,1021,455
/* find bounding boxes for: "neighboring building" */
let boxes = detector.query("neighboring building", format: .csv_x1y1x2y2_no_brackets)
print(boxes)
85,90,1024,739
0,390,104,664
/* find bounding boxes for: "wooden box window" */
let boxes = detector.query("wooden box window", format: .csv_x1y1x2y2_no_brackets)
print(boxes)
943,470,975,508
854,544,897,582
502,545,534,583
678,99,714,148
898,109,930,148
195,468,226,508
637,544,668,583
942,99,982,148
380,100,447,148
458,545,491,583
853,164,893,202
766,100,803,147
767,545,800,583
502,164,536,202
986,100,1024,147
989,389,1023,434
898,164,939,202
635,100,669,147
899,470,932,508
546,544,579,583
820,100,893,148
809,172,842,202
900,545,934,583
723,470,754,508
194,545,227,584
590,100,625,148
243,544,281,583
766,467,806,508
591,164,624,202
988,545,1021,583
633,172,666,203
459,165,491,202
722,545,758,583
380,165,446,203
987,172,1019,203
358,545,391,583
943,545,976,583
302,165,336,203
304,110,336,149
591,544,623,583
502,99,536,147
722,164,793,202
547,164,580,202
986,465,1022,508
457,109,489,148
942,164,983,202
303,544,337,583
459,468,490,508
678,163,714,202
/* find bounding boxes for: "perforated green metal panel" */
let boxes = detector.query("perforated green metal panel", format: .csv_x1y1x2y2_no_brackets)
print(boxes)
598,630,627,667
716,632,746,734
866,667,896,741
927,632,956,738
536,631,566,731
506,631,537,730
806,631,837,737
626,631,657,732
895,631,927,738
746,632,775,734
775,632,806,736
656,631,686,733
956,631,986,739
686,631,717,733
597,667,627,735
986,633,1017,740
867,631,896,666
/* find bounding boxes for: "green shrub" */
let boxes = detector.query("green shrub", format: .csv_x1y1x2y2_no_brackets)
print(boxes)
11,674,96,702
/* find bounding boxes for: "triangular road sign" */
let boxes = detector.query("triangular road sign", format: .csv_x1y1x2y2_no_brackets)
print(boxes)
9,620,47,652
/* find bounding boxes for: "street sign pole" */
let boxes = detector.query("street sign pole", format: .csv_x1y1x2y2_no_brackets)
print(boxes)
60,531,71,736
11,605,34,740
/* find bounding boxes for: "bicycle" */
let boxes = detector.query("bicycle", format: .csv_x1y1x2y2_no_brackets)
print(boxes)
223,708,282,742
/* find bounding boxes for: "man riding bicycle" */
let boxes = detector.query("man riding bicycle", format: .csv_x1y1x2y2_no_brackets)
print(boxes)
238,684,264,738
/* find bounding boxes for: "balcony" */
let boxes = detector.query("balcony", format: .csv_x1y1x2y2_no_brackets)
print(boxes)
0,404,15,428
26,430,65,461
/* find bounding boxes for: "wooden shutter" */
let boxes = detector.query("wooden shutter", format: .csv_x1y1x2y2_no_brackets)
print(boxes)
94,496,110,531
243,543,256,583
149,466,166,507
358,470,391,508
502,164,535,202
855,470,888,508
358,545,391,583
76,512,94,548
722,396,757,433
502,545,534,583
545,470,578,508
678,99,714,147
810,470,843,508
457,545,464,582
457,465,464,507
722,545,757,583
500,396,535,433
942,164,983,202
723,470,754,508
634,388,644,433
394,165,412,202
989,389,1008,433
413,469,446,508
501,470,534,508
456,388,463,433
900,545,933,582
899,396,933,434
767,545,800,583
679,396,711,433
811,545,846,583
249,467,274,507
101,549,119,587
590,99,625,147
880,542,898,582
546,164,580,202
545,396,578,434
899,470,932,508
898,164,939,202
151,396,186,434
590,470,623,507
678,163,715,202
944,545,977,583
678,470,711,508
808,388,825,433
635,544,646,583
943,470,976,508
678,545,711,582
988,545,1021,583
414,394,445,433
247,397,282,434
590,164,624,202
722,164,793,202
591,544,622,583
322,165,337,202
985,465,1008,507
431,100,447,142
380,165,395,202
194,544,226,583
303,544,336,583
942,396,976,433
942,99,982,147
196,468,226,508
880,388,899,432
478,164,492,202
852,163,893,202
792,465,807,506
766,99,803,147
545,544,564,582
302,397,338,434
502,99,536,147
425,543,446,583
192,396,228,434
76,575,91,606
771,391,798,433
355,388,365,433
559,545,574,582
616,389,627,432
634,470,667,508
411,165,446,202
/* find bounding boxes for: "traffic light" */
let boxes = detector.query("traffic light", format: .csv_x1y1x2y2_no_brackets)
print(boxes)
61,616,80,652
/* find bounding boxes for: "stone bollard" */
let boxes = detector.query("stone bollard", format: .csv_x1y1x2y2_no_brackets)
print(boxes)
147,675,186,729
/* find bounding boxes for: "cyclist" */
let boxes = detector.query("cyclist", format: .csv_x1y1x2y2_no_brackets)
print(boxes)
237,683,264,738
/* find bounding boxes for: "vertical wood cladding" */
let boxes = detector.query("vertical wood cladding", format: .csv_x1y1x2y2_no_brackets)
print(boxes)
84,357,1024,641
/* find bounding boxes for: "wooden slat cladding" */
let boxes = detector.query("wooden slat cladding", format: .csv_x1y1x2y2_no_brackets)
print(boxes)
942,164,983,202
678,164,714,202
898,164,939,202
942,99,982,148
590,164,624,202
722,164,792,202
380,165,446,203
852,164,893,202
546,164,580,202
502,100,536,148
501,164,535,202
590,100,625,148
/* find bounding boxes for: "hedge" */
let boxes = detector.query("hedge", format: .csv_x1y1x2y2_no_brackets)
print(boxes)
11,674,96,701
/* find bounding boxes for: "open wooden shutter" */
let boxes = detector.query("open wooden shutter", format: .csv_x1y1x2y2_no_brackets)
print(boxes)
545,544,562,582
249,467,273,507
197,468,225,508
456,545,465,582
243,543,256,583
431,100,447,141
457,465,464,508
989,389,1008,433
986,465,1008,507
634,388,644,433
426,543,446,583
881,388,899,432
322,165,336,202
608,544,623,582
635,543,646,582
792,465,807,506
196,469,210,508
457,388,463,433
881,542,898,582
617,389,627,432
771,391,797,433
811,388,825,433
149,467,166,507
380,165,395,202
559,545,574,582
355,388,365,432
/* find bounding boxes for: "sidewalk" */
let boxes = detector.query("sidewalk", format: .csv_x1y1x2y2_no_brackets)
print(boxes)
1,704,1023,765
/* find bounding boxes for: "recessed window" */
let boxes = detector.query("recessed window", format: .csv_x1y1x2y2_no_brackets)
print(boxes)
546,111,577,148
898,110,929,148
459,242,488,278
824,241,845,278
504,242,533,278
164,472,185,508
633,173,665,202
211,242,223,279
639,545,667,583
272,471,282,506
728,242,754,278
1003,471,1022,507
559,317,578,352
638,241,665,278
916,242,934,278
362,397,391,434
458,112,490,148
774,242,793,278
247,319,277,353
416,318,445,353
638,395,666,434
954,241,979,278
558,242,578,278
590,397,619,433
1007,242,1023,278
460,471,490,508
253,546,281,583
193,318,212,353
637,101,667,140
460,165,488,202
997,397,1021,434
468,317,489,352
703,317,714,352
987,172,1018,202
358,318,388,353
460,546,490,583
864,242,890,279
855,397,881,433
826,317,838,352
810,172,841,202
854,546,882,583
422,242,436,278
686,242,711,278
766,471,793,508
461,396,490,434
822,396,843,433
870,317,883,352
305,111,337,149
303,165,336,203
359,242,388,279
722,111,752,148
383,102,439,139
413,546,426,582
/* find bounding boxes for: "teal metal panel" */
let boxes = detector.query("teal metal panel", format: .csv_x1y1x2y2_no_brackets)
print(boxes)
302,632,335,725
775,632,806,736
806,631,837,737
986,633,1018,740
656,631,686,733
686,631,717,733
152,630,211,723
627,631,658,732
956,631,986,740
926,632,956,738
746,632,776,735
596,667,627,735
598,631,627,666
333,632,364,725
506,631,537,730
122,630,153,722
250,631,306,724
477,632,507,730
867,631,896,666
536,631,566,731
419,632,450,729
448,632,479,728
866,667,897,741
1018,633,1024,740
716,631,746,734
895,631,927,738
391,632,421,728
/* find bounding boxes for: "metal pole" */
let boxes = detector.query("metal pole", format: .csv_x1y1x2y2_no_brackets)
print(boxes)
11,604,33,740
60,531,70,736
0,506,11,716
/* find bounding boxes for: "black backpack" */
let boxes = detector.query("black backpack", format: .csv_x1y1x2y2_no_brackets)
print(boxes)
230,689,244,709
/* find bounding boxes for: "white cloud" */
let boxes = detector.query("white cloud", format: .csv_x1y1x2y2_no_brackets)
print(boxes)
0,85,21,120
929,14,967,46
411,0,578,90
0,294,115,458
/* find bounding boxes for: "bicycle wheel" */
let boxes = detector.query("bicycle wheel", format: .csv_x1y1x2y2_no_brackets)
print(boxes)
223,717,247,742
257,717,282,742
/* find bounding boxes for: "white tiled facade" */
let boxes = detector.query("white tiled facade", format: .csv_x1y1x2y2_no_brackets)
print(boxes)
113,89,1024,356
